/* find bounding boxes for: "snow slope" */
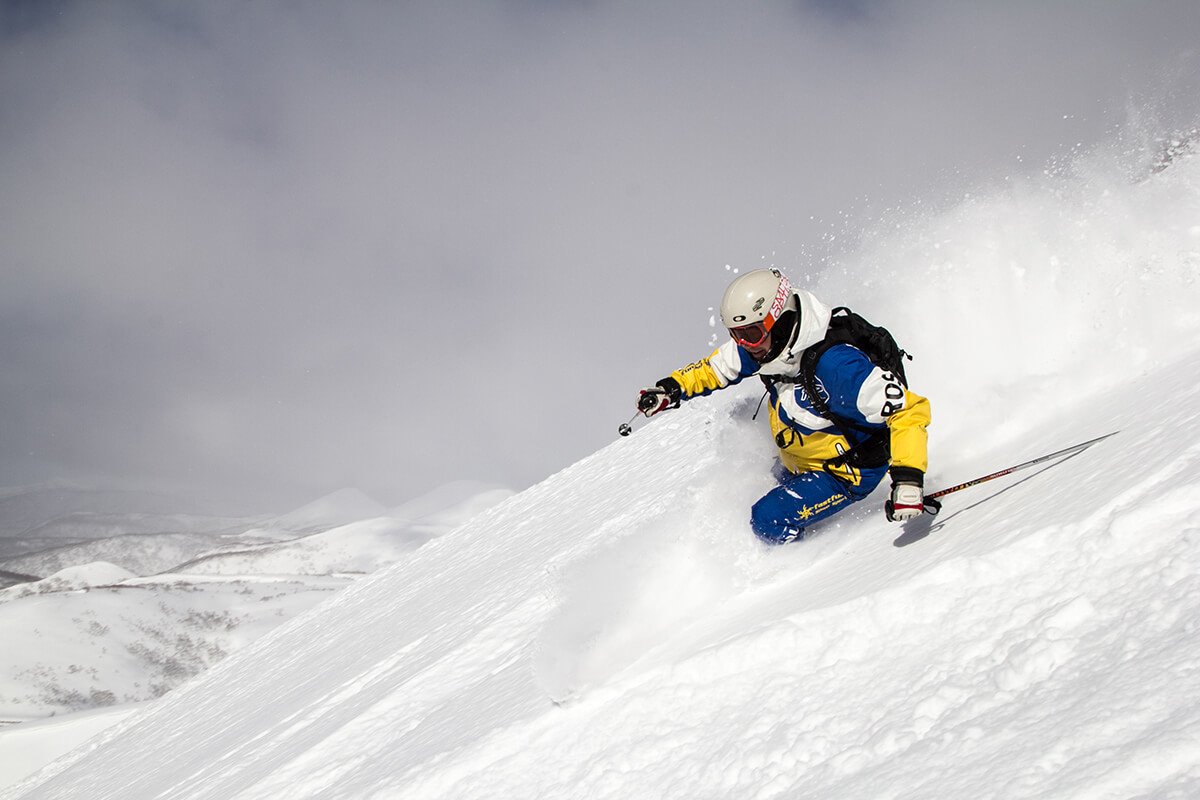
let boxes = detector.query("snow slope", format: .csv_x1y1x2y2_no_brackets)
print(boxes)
6,370,1196,800
0,705,140,790
5,133,1200,799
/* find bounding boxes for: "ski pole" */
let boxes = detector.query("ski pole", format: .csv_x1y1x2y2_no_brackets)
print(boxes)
925,430,1120,503
621,390,665,436
617,411,640,437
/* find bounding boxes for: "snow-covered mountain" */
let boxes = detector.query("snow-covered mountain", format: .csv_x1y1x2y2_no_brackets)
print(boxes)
268,488,389,533
3,131,1197,799
0,564,351,721
0,484,239,565
0,483,513,787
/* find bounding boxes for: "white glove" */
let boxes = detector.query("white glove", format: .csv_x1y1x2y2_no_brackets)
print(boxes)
886,483,925,521
885,467,928,522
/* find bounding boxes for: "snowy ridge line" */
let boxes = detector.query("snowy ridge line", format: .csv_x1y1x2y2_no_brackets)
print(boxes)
166,545,310,573
0,570,41,584
117,573,371,585
22,574,367,594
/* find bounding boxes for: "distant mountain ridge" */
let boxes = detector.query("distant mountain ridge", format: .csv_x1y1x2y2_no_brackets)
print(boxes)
0,481,513,736
0,483,214,539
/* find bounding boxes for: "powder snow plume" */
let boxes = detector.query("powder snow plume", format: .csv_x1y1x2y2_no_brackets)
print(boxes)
819,121,1200,467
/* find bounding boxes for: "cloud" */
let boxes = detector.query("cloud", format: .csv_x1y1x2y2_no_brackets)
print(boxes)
1,1,1198,512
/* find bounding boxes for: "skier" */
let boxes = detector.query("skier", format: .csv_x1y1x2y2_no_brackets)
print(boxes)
636,268,932,543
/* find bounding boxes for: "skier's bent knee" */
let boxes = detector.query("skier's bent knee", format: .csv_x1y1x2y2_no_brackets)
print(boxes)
751,505,803,544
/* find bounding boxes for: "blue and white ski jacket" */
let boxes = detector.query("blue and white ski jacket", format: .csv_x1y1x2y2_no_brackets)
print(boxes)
668,290,931,487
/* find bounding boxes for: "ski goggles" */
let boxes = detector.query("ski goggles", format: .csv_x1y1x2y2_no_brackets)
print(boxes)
728,321,770,348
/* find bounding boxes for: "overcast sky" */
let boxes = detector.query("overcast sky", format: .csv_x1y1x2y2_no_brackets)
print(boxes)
2,1,1198,514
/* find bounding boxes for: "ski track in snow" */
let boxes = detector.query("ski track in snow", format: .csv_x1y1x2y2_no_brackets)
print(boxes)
5,134,1200,799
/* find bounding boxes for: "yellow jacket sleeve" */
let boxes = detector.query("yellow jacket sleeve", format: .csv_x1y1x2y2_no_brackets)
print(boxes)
667,341,759,398
887,389,930,473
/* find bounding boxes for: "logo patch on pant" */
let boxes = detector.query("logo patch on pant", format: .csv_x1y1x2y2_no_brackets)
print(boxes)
796,492,849,521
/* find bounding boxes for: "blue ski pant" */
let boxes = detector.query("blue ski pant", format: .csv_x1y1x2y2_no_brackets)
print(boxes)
751,463,889,544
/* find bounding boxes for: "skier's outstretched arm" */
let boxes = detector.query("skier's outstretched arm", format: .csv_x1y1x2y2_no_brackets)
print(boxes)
636,341,759,418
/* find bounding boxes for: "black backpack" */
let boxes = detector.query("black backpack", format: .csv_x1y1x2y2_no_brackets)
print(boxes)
765,306,912,474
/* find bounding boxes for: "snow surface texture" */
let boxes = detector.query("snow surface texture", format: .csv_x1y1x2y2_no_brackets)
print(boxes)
5,132,1200,799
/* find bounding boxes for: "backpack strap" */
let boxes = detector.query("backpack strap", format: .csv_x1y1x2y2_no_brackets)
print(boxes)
797,312,884,437
784,310,894,480
801,344,891,480
761,305,910,480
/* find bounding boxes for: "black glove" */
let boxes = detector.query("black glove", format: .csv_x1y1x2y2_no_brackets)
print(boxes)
637,378,682,417
885,466,939,521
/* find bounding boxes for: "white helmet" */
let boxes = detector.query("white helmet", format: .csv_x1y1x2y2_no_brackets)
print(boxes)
720,268,798,340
